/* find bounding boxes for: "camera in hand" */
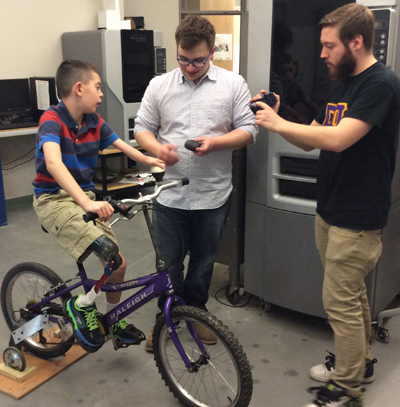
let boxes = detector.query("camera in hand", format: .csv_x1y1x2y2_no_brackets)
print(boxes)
249,92,277,114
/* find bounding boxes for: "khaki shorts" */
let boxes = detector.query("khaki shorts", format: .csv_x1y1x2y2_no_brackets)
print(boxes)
33,190,118,262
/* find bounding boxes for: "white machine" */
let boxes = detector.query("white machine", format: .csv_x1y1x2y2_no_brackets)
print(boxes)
62,29,165,146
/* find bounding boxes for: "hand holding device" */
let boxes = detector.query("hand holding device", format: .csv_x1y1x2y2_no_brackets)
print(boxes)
184,140,203,152
249,92,278,114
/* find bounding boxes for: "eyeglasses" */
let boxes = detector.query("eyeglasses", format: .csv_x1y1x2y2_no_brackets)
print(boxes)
177,49,212,68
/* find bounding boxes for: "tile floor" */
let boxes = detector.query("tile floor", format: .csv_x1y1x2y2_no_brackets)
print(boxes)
1,202,400,407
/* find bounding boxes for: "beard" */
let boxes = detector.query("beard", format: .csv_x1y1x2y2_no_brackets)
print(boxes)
328,47,357,81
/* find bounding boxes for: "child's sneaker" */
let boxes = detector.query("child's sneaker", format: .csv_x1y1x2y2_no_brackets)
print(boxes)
303,381,362,407
110,319,146,344
309,351,377,384
65,296,104,352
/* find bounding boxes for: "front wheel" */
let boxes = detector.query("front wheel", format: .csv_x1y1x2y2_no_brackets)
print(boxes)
153,306,253,407
1,262,74,359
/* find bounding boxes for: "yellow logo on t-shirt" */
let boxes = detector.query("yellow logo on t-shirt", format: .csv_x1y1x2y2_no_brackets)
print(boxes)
322,103,348,127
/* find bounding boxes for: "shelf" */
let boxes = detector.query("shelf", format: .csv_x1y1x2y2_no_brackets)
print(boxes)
93,172,153,192
95,147,154,199
98,148,124,155
0,127,38,139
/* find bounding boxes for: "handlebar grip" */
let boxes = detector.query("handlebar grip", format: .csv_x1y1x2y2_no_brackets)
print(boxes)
83,212,99,223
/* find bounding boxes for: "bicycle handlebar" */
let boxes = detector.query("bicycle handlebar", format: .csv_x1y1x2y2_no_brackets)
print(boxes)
83,178,189,223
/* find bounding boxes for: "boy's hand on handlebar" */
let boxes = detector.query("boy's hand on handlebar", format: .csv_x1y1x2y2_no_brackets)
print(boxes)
82,200,114,222
157,144,180,166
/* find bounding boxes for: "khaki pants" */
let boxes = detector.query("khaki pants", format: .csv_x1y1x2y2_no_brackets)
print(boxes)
33,190,118,262
315,214,382,397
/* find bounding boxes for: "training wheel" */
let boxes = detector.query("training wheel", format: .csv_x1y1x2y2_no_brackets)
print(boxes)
3,347,26,372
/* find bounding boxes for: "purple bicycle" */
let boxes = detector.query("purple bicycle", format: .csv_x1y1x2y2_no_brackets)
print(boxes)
1,179,253,407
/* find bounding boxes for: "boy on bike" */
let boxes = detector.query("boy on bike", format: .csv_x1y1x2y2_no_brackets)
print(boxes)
32,59,164,352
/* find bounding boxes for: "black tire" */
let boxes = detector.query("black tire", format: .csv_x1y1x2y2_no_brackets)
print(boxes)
1,262,74,359
153,306,253,407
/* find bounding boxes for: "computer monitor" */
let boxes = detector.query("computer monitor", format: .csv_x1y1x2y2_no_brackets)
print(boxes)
0,79,31,116
29,77,59,122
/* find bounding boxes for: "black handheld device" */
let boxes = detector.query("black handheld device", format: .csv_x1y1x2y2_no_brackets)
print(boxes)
249,92,277,114
184,140,202,152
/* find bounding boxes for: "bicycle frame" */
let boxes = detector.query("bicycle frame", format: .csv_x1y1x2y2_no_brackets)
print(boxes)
26,261,207,370
23,178,206,369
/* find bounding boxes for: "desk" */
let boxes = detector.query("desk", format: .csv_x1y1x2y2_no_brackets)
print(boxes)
0,127,38,139
95,148,155,199
0,127,38,210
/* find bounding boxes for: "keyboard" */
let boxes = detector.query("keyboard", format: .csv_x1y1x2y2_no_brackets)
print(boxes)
0,121,39,130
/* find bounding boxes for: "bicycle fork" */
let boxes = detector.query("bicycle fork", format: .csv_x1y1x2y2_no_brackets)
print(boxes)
164,297,210,372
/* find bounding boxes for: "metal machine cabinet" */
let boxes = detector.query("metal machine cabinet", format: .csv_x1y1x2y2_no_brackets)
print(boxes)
243,0,400,319
62,29,164,147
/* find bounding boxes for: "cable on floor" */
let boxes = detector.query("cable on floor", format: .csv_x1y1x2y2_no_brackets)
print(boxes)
214,284,252,308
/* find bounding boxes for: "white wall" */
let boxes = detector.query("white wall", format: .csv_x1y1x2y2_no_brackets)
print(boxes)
0,0,105,79
124,0,179,72
0,0,178,201
0,0,105,201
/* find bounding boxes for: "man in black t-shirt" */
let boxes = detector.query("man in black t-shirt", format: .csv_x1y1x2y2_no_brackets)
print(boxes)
252,4,400,407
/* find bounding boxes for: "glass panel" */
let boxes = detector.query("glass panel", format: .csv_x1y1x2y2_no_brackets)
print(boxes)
271,0,352,123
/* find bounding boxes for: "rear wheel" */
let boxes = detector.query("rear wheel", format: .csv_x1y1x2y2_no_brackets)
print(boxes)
153,305,253,407
1,262,74,359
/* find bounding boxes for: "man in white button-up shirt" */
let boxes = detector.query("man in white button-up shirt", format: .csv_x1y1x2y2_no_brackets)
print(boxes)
135,15,257,349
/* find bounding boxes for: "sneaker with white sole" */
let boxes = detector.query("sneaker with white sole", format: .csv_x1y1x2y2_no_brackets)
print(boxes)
108,319,145,344
309,351,377,384
303,381,363,407
65,296,104,352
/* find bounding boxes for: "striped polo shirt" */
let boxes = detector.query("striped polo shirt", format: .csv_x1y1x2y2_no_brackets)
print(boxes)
33,101,118,197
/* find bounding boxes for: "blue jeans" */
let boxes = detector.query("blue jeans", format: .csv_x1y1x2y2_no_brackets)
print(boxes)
152,197,231,311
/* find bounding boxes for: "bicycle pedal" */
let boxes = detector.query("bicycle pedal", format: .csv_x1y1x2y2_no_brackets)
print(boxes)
114,334,145,349
115,339,137,348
